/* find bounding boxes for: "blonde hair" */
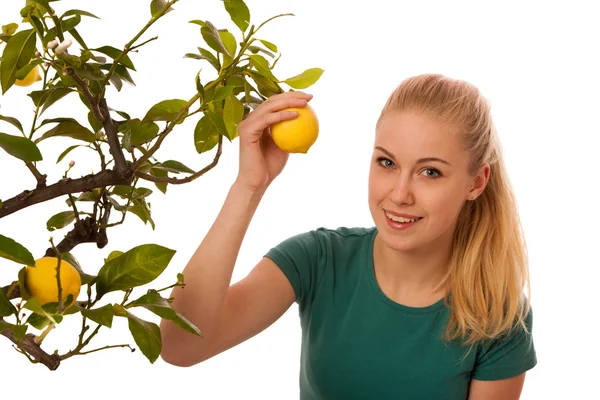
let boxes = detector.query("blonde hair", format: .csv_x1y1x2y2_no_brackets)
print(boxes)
378,74,531,347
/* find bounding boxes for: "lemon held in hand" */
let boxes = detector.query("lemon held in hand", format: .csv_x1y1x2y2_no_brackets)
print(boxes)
24,257,82,306
271,104,319,153
15,66,42,87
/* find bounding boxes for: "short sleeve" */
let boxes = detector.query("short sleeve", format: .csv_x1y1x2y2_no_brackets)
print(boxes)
471,306,537,381
263,229,327,313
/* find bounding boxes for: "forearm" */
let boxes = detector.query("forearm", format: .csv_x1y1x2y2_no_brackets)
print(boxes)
160,181,266,356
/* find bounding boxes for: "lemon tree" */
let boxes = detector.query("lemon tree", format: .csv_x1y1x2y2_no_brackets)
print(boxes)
0,0,324,370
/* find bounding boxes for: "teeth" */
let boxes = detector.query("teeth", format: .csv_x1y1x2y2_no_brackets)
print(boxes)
386,212,419,223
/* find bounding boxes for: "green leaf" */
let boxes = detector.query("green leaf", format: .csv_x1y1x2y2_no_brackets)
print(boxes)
61,9,100,20
0,132,43,162
142,99,188,124
248,70,280,97
0,288,17,317
60,14,81,32
99,63,135,86
198,47,220,71
2,23,19,36
26,312,53,330
29,87,75,115
0,235,35,265
56,144,81,163
150,0,174,17
201,21,232,57
0,115,24,134
119,119,159,146
92,46,135,71
149,167,168,194
0,320,27,340
80,304,114,328
129,290,202,337
69,28,89,51
72,64,105,81
128,198,155,230
104,250,124,264
156,160,195,174
61,251,96,285
249,55,276,81
95,244,176,298
258,39,277,52
112,186,153,200
219,30,237,68
282,67,324,89
213,85,234,103
223,0,250,33
14,58,43,80
124,310,162,363
46,211,75,231
39,117,79,127
23,299,63,325
1,29,36,94
194,115,219,154
205,111,228,138
35,121,96,144
27,0,53,15
224,94,244,140
18,267,30,300
248,45,275,59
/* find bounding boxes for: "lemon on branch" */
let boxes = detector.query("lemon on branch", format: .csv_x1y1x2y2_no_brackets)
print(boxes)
24,257,82,306
270,104,319,153
15,65,42,87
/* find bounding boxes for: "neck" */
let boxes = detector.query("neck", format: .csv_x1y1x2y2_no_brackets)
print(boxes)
373,233,452,297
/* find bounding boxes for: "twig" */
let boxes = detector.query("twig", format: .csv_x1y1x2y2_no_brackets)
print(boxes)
25,162,47,188
97,0,179,101
135,135,223,184
132,91,203,170
129,36,158,51
77,344,134,356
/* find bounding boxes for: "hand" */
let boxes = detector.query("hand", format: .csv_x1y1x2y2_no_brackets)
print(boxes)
235,91,313,192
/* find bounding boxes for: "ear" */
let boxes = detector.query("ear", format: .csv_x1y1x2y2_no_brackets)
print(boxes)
467,163,491,201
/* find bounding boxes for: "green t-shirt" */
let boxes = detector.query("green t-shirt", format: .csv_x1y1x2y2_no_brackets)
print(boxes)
264,226,537,400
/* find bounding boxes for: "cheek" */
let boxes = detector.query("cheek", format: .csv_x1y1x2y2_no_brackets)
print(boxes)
425,186,466,220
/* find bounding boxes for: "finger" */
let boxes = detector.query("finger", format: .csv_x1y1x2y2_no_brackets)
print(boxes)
263,91,313,105
240,110,299,143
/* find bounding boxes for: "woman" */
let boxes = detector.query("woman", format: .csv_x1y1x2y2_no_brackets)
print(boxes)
159,74,537,399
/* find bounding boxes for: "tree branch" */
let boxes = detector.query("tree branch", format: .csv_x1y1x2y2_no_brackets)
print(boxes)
67,70,129,175
0,169,133,219
0,327,61,370
135,135,223,184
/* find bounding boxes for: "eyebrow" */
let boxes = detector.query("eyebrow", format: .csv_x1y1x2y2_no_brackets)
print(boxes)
375,146,451,166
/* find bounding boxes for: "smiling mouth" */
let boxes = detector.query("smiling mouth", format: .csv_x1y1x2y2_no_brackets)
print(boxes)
384,211,423,223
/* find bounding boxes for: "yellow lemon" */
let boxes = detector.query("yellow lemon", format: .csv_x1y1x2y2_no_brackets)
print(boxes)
15,65,42,87
24,257,82,306
270,104,319,153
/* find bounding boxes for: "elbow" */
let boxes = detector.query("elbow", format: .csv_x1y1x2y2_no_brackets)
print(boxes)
160,350,198,368
159,321,208,367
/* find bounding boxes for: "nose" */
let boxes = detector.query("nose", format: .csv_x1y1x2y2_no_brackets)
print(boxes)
389,174,414,205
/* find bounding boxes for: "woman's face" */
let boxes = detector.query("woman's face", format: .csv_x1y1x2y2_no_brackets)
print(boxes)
368,111,489,254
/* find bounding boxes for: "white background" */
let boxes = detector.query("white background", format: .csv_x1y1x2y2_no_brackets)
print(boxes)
1,0,599,399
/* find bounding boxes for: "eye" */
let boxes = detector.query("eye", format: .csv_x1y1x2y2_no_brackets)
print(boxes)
376,157,395,169
422,168,442,179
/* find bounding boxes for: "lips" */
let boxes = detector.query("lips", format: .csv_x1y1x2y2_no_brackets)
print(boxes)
384,209,422,219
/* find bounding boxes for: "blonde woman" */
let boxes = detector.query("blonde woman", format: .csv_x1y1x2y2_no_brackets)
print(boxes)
159,74,537,399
